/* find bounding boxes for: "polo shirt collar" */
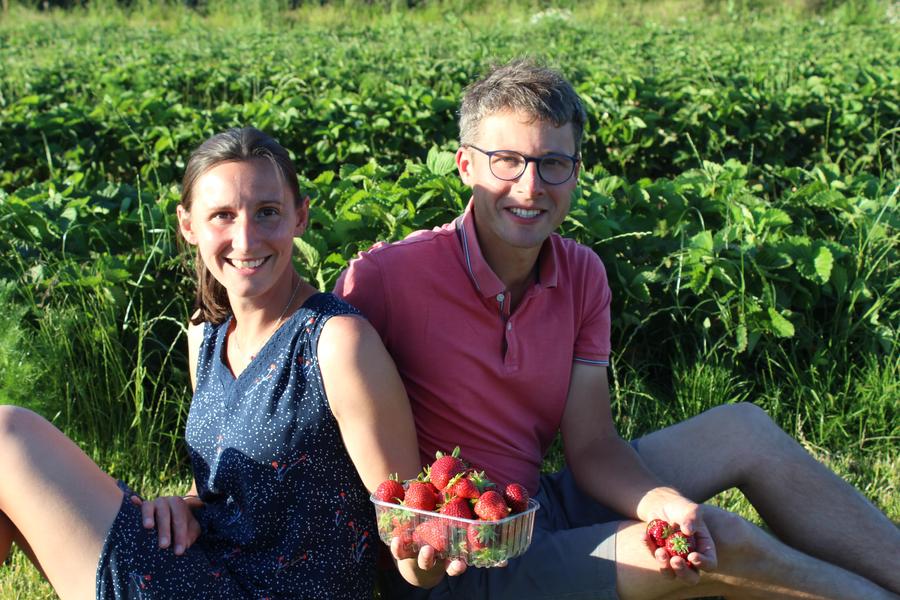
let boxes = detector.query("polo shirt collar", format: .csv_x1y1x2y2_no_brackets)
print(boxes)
456,199,559,299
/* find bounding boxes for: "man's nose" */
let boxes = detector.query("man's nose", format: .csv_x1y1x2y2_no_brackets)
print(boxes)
515,160,544,195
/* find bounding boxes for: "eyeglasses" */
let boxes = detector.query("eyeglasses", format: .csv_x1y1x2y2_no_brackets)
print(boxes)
467,145,579,185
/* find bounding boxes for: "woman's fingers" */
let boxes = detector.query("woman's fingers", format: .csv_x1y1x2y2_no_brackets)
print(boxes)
153,500,172,549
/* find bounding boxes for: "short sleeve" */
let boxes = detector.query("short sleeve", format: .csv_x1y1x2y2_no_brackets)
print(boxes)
332,246,390,340
573,251,612,366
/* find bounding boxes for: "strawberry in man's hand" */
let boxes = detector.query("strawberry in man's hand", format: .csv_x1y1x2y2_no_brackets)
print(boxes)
646,518,674,547
664,531,696,562
645,519,698,568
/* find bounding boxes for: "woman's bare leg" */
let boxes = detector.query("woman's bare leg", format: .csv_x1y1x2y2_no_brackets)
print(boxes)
0,405,125,600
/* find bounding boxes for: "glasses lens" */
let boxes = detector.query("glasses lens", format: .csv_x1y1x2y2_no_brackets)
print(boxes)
489,151,526,180
538,155,575,185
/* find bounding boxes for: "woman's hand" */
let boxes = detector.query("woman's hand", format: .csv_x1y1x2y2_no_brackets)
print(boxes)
130,495,202,556
391,537,468,588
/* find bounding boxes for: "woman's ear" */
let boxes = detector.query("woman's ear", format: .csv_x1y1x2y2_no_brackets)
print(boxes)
177,205,197,245
295,196,310,236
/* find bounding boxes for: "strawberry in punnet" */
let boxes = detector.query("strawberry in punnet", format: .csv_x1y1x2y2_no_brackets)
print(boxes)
466,522,496,552
502,483,529,514
413,519,449,554
373,474,405,504
391,519,415,551
664,531,696,563
404,480,439,512
428,447,467,492
447,470,493,500
440,495,475,521
474,490,510,521
646,519,673,548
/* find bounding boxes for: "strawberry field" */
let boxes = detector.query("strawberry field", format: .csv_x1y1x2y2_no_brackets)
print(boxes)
0,2,898,597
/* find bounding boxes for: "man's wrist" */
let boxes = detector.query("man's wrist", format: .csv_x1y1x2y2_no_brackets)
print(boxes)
636,486,687,521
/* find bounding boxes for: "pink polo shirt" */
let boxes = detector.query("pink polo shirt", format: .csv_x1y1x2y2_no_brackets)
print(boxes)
334,202,611,495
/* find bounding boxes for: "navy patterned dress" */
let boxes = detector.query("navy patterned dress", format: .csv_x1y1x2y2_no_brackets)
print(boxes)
96,293,376,599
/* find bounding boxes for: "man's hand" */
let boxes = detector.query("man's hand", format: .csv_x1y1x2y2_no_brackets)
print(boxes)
130,495,202,556
391,537,468,588
645,500,717,583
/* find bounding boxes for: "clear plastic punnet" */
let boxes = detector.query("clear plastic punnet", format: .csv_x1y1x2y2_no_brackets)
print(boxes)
371,496,539,568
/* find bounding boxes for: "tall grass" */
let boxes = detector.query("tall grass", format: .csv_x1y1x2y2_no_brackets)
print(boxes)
0,285,191,483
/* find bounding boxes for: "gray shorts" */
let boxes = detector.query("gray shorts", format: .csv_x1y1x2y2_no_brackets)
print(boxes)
379,467,625,600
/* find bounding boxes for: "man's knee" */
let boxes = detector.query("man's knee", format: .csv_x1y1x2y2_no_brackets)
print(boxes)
706,402,784,446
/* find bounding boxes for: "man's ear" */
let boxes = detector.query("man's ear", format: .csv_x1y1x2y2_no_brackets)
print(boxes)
295,195,310,236
456,147,473,186
177,205,197,245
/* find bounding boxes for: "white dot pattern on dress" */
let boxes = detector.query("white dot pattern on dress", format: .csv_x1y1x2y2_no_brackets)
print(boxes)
95,293,375,599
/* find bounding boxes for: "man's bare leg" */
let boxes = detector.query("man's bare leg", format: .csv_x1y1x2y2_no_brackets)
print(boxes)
615,506,899,600
634,402,900,593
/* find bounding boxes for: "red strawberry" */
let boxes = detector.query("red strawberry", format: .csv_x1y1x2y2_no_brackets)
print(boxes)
404,481,438,511
466,522,496,552
391,519,415,551
440,495,475,521
374,475,405,504
502,483,529,514
448,470,494,500
428,447,467,492
413,519,449,553
473,490,510,521
664,531,696,562
646,519,673,548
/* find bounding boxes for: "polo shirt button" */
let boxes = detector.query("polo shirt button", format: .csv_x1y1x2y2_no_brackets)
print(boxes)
496,293,505,302
507,322,512,330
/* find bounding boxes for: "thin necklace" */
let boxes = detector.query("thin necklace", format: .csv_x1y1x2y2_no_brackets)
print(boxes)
231,277,301,361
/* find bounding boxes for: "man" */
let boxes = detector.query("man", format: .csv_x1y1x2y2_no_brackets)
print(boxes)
335,59,900,599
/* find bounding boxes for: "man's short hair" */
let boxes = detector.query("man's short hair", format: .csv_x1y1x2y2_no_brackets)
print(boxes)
458,58,587,154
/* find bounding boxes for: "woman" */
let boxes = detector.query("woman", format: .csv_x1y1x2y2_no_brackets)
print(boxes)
0,127,421,599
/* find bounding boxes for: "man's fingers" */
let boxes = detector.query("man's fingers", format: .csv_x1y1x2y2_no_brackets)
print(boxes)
669,556,700,584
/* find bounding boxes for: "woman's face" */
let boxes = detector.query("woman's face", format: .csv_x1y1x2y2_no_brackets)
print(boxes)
177,158,307,306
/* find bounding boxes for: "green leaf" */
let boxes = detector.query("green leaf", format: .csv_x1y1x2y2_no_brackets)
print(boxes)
735,324,748,353
813,245,833,284
294,237,321,267
767,308,795,338
426,146,457,176
690,230,714,253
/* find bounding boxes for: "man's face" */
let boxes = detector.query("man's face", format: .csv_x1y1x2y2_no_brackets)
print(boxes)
456,109,579,264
